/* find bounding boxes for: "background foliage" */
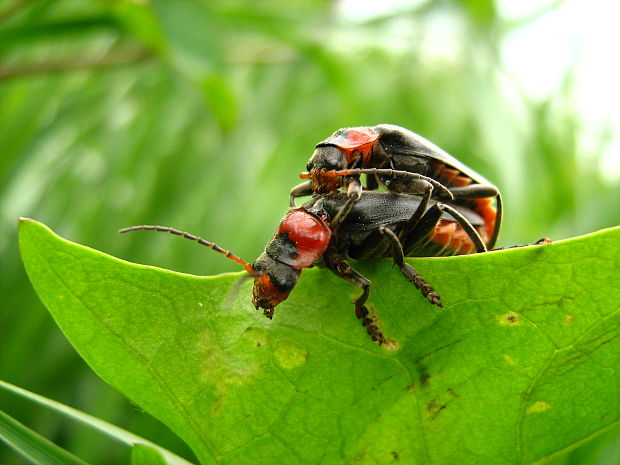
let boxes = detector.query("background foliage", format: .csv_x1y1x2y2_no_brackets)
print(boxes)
1,0,619,464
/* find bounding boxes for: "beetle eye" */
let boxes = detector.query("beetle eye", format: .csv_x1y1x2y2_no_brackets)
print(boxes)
306,162,314,171
321,146,345,171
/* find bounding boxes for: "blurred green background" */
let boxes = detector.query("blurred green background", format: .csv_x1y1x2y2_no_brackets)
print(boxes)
1,0,619,464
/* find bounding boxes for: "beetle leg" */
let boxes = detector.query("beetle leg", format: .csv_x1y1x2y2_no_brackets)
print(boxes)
323,168,454,201
396,179,433,243
365,173,379,190
323,251,386,345
289,181,313,207
344,176,363,200
339,157,364,199
401,203,445,254
439,184,499,200
329,194,359,234
492,237,552,251
490,194,503,250
379,226,443,308
534,237,552,245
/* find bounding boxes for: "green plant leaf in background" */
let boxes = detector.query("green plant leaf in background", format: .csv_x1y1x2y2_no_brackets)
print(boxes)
0,379,194,465
131,443,171,465
0,409,90,465
18,218,620,465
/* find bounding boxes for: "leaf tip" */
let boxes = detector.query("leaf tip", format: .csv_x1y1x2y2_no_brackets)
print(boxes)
18,217,50,237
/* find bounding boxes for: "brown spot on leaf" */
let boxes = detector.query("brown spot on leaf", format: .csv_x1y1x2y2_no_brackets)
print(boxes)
497,312,522,325
425,398,448,421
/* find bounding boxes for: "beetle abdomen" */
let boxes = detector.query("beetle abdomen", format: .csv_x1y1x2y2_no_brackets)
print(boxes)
428,220,489,255
430,160,474,188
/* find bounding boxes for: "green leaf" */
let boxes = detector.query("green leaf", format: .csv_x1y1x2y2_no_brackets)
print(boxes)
0,380,194,465
19,218,620,465
131,443,170,465
0,409,90,465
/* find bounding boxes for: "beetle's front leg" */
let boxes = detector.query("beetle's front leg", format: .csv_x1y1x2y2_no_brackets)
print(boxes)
323,251,386,345
289,181,313,207
344,176,363,199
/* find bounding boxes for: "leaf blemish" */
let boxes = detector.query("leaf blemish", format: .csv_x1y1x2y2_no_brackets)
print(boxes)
526,401,551,414
425,398,447,421
274,340,308,369
497,312,521,325
563,314,574,325
198,328,263,399
244,327,268,348
426,399,437,412
416,364,431,386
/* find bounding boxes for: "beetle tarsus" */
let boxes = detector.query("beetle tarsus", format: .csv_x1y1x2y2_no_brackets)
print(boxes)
426,292,443,308
493,237,553,251
410,272,443,307
534,237,552,245
356,305,386,345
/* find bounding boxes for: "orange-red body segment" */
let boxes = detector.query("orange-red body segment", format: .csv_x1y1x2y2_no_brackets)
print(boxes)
278,209,332,268
252,274,295,311
328,127,379,165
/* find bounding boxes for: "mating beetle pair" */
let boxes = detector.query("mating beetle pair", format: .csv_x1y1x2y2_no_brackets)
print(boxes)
122,125,501,344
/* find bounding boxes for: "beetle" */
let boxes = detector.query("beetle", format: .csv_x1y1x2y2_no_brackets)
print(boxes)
289,124,502,250
120,188,492,344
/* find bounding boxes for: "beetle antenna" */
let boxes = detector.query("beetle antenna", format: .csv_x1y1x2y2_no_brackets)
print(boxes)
119,225,254,273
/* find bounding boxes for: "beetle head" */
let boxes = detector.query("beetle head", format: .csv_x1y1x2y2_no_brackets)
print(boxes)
251,208,331,318
251,253,300,317
306,145,346,193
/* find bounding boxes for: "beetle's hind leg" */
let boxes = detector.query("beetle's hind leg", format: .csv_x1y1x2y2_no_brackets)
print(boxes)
323,252,387,345
380,225,443,308
439,184,499,200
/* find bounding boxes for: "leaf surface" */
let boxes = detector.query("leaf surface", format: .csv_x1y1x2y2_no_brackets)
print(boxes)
19,219,620,465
